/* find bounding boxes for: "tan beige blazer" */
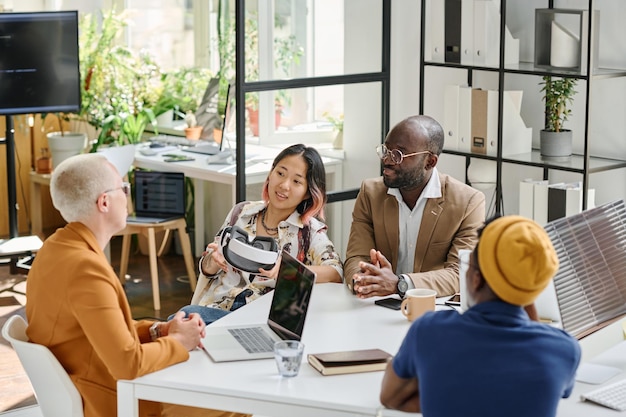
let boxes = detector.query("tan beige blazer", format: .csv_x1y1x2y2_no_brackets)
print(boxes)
344,173,485,296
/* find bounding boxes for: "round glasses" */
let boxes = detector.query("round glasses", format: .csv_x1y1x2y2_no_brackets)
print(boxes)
375,144,431,165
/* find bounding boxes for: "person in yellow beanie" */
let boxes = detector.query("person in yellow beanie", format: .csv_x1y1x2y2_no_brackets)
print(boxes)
380,215,581,417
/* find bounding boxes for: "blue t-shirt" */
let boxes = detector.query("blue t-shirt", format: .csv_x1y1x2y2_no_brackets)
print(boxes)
392,301,581,417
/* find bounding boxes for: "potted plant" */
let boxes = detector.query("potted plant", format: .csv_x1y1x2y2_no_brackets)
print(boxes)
539,75,578,158
151,90,180,127
323,111,344,149
43,113,87,169
90,108,158,152
184,111,202,140
161,67,214,117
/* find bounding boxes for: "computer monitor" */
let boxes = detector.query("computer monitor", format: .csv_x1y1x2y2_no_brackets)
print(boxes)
0,11,81,115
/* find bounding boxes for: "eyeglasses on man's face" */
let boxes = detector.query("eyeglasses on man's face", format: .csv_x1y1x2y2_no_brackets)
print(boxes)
104,182,131,197
375,144,431,165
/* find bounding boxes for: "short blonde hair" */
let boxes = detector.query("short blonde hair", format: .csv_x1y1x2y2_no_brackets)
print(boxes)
50,154,116,223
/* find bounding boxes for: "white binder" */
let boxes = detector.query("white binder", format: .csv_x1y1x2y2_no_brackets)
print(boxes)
458,86,473,153
443,85,460,150
425,0,445,63
460,0,475,65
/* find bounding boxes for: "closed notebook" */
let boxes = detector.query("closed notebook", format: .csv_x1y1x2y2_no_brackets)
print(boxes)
307,348,392,376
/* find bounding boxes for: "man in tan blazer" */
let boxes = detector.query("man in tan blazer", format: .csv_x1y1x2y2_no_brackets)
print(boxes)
25,154,244,417
345,115,485,298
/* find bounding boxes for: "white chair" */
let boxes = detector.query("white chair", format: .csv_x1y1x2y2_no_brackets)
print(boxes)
1,315,83,417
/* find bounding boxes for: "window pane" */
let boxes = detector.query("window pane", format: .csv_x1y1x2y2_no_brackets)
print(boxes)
127,0,196,70
235,84,343,148
234,0,382,82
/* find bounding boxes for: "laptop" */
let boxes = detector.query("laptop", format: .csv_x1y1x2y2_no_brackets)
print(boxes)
126,171,186,224
184,81,232,158
202,251,317,362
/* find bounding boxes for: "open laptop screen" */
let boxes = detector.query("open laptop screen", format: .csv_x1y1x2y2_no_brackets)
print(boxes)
267,251,316,341
133,171,186,218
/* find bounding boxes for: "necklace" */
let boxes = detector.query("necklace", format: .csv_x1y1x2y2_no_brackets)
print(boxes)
261,209,279,235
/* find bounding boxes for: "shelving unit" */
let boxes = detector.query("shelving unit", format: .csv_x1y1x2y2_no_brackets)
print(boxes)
419,0,626,215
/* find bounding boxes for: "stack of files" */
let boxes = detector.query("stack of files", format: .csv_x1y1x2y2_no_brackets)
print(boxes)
460,88,531,156
547,182,596,222
425,0,520,65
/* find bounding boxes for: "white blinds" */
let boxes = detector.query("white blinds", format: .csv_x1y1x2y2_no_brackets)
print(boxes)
545,199,626,337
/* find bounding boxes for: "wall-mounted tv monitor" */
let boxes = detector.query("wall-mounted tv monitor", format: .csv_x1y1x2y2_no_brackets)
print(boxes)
0,11,81,115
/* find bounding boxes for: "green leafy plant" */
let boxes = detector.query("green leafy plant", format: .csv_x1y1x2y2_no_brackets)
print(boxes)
151,90,180,118
323,112,344,133
78,9,160,131
160,67,214,116
540,75,578,132
90,108,157,151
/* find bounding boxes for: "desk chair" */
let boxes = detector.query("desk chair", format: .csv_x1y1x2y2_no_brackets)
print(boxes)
115,173,197,311
1,315,84,417
0,236,43,275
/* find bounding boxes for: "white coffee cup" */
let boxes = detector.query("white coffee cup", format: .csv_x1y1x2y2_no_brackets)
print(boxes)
401,288,437,321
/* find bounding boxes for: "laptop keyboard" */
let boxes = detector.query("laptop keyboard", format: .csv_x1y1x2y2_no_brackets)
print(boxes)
228,327,275,354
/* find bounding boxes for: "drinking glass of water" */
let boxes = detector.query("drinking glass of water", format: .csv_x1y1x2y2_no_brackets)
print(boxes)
274,340,305,377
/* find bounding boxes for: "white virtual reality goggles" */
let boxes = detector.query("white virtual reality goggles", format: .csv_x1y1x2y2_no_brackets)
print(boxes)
220,226,279,273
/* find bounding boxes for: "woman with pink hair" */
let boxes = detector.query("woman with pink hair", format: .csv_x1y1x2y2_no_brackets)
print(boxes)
178,144,342,324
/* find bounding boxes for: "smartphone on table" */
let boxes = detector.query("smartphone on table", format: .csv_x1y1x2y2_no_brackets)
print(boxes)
445,293,461,307
374,297,403,310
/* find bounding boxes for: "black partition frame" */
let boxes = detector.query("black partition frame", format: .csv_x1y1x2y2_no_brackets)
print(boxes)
232,0,391,203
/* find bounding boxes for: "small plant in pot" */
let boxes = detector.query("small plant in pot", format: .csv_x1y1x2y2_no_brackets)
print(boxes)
184,111,202,140
323,111,344,149
539,75,577,158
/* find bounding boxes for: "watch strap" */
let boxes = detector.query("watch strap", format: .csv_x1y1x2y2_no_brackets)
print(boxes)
149,322,161,341
397,274,409,298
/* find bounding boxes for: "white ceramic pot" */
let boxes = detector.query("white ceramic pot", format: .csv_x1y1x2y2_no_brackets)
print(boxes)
47,131,88,169
155,109,174,127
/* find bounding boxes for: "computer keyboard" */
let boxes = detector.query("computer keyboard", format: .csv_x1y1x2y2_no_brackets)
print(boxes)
228,327,275,354
149,135,203,147
581,378,626,411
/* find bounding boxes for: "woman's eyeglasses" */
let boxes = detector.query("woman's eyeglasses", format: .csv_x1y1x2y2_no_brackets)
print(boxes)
375,144,431,165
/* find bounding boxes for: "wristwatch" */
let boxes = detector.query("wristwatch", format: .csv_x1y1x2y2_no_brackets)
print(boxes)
397,274,409,298
149,322,161,341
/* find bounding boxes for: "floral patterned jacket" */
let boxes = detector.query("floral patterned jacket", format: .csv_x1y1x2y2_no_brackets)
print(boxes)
191,200,343,311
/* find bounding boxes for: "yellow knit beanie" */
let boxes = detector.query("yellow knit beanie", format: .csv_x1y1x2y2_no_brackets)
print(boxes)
477,216,559,306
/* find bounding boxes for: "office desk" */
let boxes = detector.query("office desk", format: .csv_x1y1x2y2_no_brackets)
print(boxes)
118,283,415,417
119,284,626,417
557,339,626,416
133,144,344,257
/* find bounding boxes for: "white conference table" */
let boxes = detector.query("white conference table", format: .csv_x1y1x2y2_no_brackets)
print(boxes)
118,283,417,417
133,143,344,256
118,283,626,417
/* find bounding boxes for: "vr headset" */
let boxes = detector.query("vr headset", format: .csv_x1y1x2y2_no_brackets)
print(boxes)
220,226,279,273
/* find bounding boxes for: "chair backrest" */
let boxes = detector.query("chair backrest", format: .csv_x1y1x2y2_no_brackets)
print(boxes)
1,315,83,417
